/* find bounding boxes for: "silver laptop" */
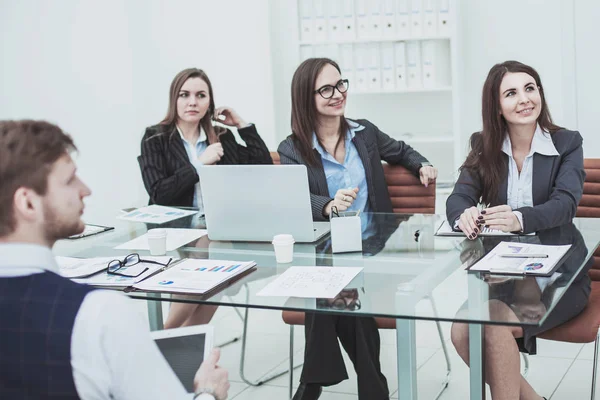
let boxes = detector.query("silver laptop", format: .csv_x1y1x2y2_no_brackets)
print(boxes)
199,165,330,242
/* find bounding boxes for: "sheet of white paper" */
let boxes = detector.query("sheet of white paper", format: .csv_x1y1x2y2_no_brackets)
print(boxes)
114,229,207,251
469,242,571,275
257,266,363,298
56,256,116,278
118,205,197,224
134,259,256,294
73,256,174,287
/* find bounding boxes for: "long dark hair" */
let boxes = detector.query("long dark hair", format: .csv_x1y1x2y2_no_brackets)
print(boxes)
461,60,561,205
159,68,224,143
290,58,348,166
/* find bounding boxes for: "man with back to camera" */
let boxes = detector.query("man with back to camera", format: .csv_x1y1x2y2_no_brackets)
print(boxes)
0,120,229,400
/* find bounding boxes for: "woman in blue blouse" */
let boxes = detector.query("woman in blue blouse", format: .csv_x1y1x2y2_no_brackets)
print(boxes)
278,58,437,400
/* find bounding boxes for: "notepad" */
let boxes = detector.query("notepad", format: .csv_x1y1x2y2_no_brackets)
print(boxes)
435,219,534,237
467,242,571,276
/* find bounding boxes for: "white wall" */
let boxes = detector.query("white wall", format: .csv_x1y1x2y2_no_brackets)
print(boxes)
0,0,276,223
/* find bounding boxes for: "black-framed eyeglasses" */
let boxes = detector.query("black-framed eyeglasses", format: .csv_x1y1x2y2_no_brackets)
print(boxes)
314,79,349,99
107,253,171,278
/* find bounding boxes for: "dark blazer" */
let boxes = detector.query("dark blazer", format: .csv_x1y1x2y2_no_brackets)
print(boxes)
138,123,272,206
446,129,585,234
277,118,428,221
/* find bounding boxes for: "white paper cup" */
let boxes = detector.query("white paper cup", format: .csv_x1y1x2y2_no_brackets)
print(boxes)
272,234,295,263
147,228,167,256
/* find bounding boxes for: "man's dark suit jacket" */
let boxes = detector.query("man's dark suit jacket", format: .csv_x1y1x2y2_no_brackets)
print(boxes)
277,118,428,221
138,123,272,207
446,129,585,234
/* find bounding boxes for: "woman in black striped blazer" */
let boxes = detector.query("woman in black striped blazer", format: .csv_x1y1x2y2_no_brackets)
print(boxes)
138,67,272,209
278,58,437,400
138,68,272,329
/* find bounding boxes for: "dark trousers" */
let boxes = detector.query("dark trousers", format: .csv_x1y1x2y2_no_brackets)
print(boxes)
300,313,389,400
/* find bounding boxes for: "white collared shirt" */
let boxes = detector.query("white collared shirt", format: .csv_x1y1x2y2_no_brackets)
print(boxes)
502,124,559,228
0,243,198,400
177,126,208,212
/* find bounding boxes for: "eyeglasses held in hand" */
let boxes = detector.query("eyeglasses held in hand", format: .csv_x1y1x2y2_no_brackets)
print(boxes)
314,79,349,99
107,253,171,278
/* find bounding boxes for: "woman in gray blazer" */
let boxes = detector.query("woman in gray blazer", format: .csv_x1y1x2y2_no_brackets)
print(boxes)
278,58,437,400
447,60,586,400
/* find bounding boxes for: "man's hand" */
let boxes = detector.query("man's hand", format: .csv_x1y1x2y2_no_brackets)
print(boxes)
193,348,229,400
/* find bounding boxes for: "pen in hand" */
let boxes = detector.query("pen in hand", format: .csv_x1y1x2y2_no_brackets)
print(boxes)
499,254,549,258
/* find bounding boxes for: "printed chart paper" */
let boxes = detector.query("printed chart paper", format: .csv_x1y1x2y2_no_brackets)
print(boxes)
257,266,363,298
119,205,197,224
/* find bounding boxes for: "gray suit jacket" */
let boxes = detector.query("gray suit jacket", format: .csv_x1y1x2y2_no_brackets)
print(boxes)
446,129,585,233
278,118,428,221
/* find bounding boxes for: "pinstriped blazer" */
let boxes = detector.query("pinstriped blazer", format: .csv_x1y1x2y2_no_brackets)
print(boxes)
277,118,429,221
446,129,585,233
138,123,272,206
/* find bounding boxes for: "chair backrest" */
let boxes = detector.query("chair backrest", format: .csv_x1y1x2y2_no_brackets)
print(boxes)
577,159,600,281
269,152,435,214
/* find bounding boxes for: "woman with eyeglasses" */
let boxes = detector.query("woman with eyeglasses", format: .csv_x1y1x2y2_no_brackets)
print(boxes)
277,58,437,400
138,68,272,329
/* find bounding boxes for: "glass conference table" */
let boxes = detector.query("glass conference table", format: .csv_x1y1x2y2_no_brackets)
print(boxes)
53,212,600,400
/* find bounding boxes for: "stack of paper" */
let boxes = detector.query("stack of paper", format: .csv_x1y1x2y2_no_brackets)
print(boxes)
71,256,174,287
119,205,197,224
134,259,256,294
56,256,115,279
115,229,207,251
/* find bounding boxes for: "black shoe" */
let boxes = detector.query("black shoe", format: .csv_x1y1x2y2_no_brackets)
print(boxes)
292,383,323,400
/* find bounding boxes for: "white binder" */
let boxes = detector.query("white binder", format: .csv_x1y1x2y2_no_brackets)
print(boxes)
326,0,344,41
299,0,314,42
394,42,408,89
410,0,423,38
422,0,437,37
368,0,382,39
406,41,422,88
421,40,450,88
342,0,356,40
355,0,370,39
340,44,355,86
382,0,395,37
354,44,369,92
380,43,395,91
300,45,314,62
314,0,327,42
395,0,410,37
437,0,450,36
367,43,381,91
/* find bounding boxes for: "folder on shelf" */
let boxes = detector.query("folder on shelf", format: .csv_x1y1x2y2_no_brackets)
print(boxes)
410,0,423,38
326,0,343,41
406,41,422,88
354,44,369,92
367,43,381,91
299,45,314,62
299,0,314,42
394,41,408,89
382,0,395,37
381,43,395,91
342,0,356,40
421,40,451,88
340,44,355,84
368,0,382,39
355,0,370,39
314,0,327,41
438,0,450,36
422,0,437,37
395,0,410,38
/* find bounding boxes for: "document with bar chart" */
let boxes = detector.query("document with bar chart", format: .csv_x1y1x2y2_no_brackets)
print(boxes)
134,259,256,294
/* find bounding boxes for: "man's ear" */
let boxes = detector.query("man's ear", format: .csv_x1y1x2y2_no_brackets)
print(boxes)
12,187,42,224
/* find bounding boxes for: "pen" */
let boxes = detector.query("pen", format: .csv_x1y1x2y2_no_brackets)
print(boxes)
499,254,549,258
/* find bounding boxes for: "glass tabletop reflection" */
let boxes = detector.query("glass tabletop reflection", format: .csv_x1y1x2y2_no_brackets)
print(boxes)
53,212,600,327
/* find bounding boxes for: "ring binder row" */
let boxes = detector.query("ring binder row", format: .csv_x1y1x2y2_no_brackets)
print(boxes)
301,39,451,91
299,0,451,43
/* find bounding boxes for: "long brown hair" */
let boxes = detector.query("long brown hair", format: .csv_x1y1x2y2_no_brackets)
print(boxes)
159,68,224,142
290,58,349,166
461,60,561,205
